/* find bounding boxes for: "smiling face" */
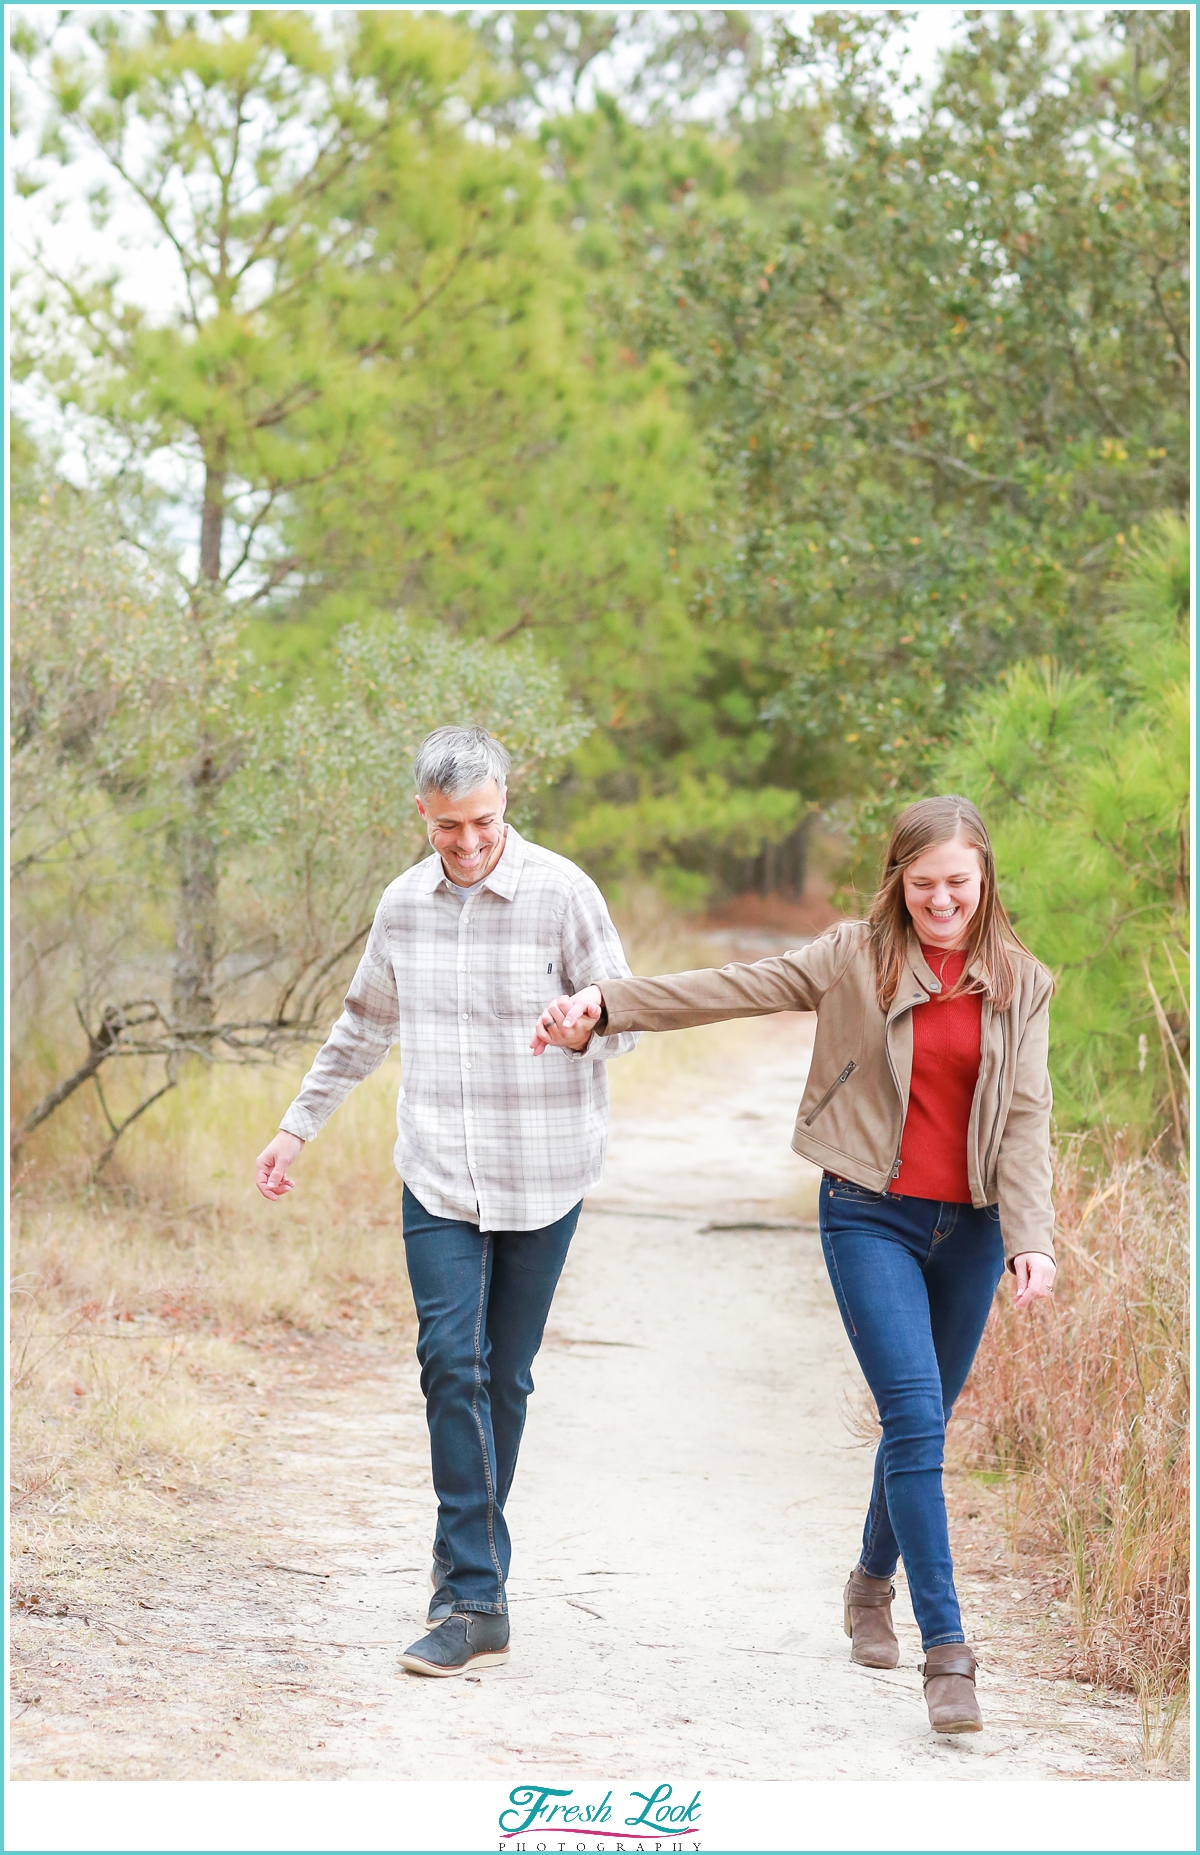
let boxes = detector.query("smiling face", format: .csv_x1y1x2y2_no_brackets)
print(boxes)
415,779,508,886
901,834,984,951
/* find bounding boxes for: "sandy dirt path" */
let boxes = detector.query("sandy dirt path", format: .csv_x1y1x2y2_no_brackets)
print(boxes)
12,1015,1147,1781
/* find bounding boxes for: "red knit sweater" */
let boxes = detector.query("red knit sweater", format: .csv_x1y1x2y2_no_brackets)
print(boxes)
888,946,982,1205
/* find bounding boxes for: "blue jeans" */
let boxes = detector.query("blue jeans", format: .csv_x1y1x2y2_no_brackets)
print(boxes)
819,1176,1005,1649
402,1186,580,1616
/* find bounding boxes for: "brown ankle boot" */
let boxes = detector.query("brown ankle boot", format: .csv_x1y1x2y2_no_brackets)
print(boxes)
843,1565,899,1668
920,1643,982,1733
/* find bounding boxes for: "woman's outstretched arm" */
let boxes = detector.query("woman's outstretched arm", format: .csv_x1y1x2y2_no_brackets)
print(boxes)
530,921,863,1054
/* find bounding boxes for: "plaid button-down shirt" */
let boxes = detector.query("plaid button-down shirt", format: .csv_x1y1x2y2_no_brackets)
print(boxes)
279,826,638,1230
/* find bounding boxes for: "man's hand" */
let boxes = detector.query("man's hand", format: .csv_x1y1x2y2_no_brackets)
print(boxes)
531,985,603,1056
1012,1251,1056,1309
255,1130,306,1201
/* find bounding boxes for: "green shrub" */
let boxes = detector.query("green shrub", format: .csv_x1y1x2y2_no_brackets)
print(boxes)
940,515,1189,1137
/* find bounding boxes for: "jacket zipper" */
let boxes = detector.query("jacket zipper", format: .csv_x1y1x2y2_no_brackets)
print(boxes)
804,1059,858,1126
884,1014,907,1179
981,1012,1008,1182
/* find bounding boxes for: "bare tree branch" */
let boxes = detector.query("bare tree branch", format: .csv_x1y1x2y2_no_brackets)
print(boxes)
91,1064,180,1180
10,1002,147,1155
273,922,373,1028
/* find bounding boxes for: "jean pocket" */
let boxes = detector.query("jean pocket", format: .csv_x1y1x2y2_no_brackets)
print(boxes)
984,1203,1001,1222
827,1177,885,1203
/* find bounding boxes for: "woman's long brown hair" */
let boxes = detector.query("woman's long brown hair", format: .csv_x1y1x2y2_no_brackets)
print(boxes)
868,795,1034,1011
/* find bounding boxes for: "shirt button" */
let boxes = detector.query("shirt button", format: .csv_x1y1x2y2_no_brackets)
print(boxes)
461,1012,469,1021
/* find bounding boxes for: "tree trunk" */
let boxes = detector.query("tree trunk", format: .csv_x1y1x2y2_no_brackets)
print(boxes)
200,458,226,583
184,454,226,1027
172,746,221,1030
737,817,811,902
778,815,811,899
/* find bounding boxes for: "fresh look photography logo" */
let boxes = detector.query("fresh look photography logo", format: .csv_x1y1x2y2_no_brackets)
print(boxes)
499,1783,702,1850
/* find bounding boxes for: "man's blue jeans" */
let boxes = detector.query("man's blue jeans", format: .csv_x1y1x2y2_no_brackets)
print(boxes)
402,1185,580,1616
819,1176,1005,1648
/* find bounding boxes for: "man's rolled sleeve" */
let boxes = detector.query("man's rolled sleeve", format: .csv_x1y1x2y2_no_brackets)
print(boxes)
558,878,639,1064
279,907,401,1142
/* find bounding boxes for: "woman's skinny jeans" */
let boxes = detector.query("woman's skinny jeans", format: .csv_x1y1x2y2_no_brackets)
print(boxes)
819,1175,1005,1649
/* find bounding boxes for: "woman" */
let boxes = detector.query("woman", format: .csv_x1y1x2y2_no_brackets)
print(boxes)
531,794,1056,1736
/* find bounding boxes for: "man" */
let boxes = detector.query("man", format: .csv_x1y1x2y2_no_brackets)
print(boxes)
254,725,637,1677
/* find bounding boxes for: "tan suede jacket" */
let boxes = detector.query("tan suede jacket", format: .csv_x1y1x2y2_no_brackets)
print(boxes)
598,920,1055,1266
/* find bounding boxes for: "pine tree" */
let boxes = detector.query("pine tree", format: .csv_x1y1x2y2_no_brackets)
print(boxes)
940,514,1189,1139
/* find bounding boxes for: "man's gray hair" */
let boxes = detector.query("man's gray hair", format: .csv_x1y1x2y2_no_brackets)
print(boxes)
412,725,511,799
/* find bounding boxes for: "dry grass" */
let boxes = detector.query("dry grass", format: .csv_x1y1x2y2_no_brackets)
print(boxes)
951,1140,1191,1766
10,1050,418,1564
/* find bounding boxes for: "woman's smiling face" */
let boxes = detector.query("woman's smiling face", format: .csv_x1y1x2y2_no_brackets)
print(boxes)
901,834,984,951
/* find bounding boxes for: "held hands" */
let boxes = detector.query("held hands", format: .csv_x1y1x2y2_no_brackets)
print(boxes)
530,985,603,1056
1012,1251,1056,1309
255,1130,305,1201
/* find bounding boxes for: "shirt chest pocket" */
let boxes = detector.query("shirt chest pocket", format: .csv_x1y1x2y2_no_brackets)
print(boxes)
492,948,562,1020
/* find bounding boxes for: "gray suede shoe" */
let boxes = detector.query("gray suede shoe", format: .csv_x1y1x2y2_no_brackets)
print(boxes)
400,1611,510,1678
